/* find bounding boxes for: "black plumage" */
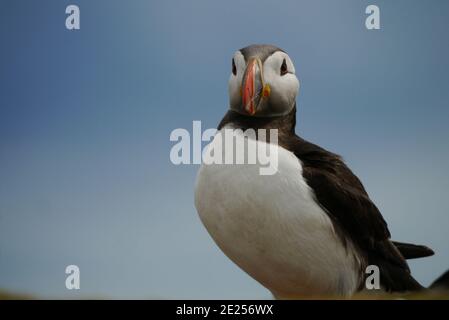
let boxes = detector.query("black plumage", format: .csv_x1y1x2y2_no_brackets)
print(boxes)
219,105,433,292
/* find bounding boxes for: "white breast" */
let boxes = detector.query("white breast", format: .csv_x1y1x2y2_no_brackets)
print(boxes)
194,127,362,298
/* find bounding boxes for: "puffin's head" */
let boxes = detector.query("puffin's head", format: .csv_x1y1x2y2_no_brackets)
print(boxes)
228,44,300,117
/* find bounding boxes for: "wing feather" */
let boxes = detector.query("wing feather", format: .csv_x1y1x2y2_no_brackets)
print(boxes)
287,137,423,291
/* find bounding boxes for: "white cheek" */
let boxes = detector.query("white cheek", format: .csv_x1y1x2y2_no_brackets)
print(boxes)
264,69,299,107
228,51,246,107
284,75,300,103
228,74,236,95
228,75,241,107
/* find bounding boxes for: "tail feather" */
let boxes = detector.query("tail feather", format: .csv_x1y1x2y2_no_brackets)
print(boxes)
392,241,434,260
370,241,447,293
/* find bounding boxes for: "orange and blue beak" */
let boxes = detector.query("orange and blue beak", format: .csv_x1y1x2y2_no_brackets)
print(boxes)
242,58,270,115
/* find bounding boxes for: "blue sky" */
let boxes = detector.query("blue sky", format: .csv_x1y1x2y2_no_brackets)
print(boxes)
0,0,448,298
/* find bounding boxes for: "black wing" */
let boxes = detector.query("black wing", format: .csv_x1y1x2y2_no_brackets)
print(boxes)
217,107,429,291
287,136,423,291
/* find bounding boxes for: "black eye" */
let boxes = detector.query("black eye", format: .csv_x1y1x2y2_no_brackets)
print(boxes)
280,58,288,76
232,58,237,76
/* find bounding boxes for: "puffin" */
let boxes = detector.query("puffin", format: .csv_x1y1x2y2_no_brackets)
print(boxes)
194,44,444,298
